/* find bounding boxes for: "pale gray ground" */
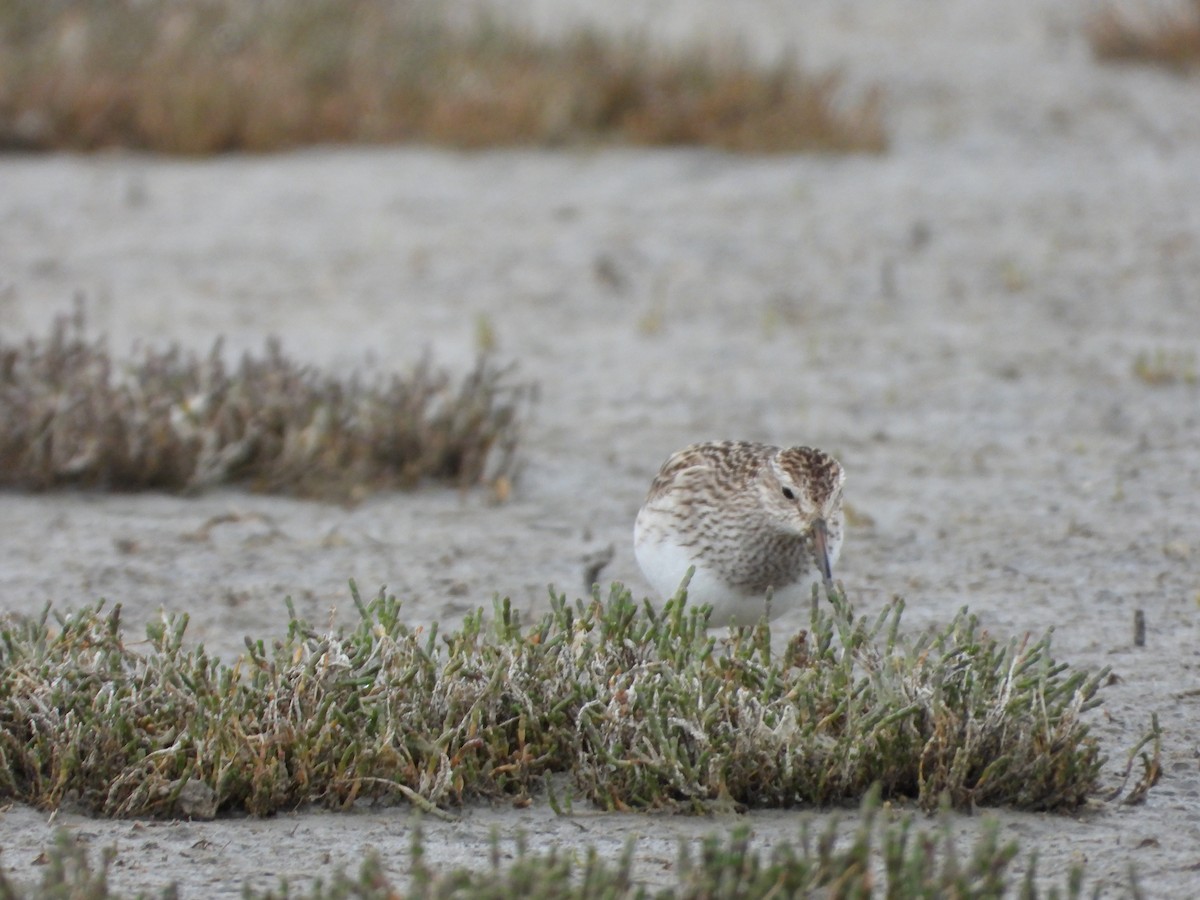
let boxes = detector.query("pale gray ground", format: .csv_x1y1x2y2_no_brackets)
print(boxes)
2,0,1200,895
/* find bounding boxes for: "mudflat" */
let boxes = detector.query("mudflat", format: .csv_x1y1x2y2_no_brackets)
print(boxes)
1,1,1198,895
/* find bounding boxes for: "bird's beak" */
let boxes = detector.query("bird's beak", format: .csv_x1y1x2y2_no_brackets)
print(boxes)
811,518,833,584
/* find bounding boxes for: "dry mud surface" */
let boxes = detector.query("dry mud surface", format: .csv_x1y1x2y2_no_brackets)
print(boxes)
2,0,1200,895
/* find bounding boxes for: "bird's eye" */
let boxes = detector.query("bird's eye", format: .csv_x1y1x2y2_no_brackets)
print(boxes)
781,487,796,500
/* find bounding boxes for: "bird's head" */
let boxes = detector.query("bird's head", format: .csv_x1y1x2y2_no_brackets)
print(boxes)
758,446,845,581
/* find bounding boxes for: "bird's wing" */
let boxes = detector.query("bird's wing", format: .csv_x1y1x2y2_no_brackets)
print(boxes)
643,452,714,506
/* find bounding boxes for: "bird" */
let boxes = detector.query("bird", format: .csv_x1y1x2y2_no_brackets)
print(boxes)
633,441,845,627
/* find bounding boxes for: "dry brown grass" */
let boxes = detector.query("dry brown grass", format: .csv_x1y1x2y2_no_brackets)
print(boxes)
0,0,886,154
1087,1,1200,71
0,308,524,500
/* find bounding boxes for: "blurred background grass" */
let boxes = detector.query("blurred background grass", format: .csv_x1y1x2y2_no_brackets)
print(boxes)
1088,1,1200,71
0,0,886,154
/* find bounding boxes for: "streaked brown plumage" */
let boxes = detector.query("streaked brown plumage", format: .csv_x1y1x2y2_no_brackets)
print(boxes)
634,441,845,626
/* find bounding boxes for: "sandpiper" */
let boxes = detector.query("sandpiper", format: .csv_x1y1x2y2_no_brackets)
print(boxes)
634,441,845,627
